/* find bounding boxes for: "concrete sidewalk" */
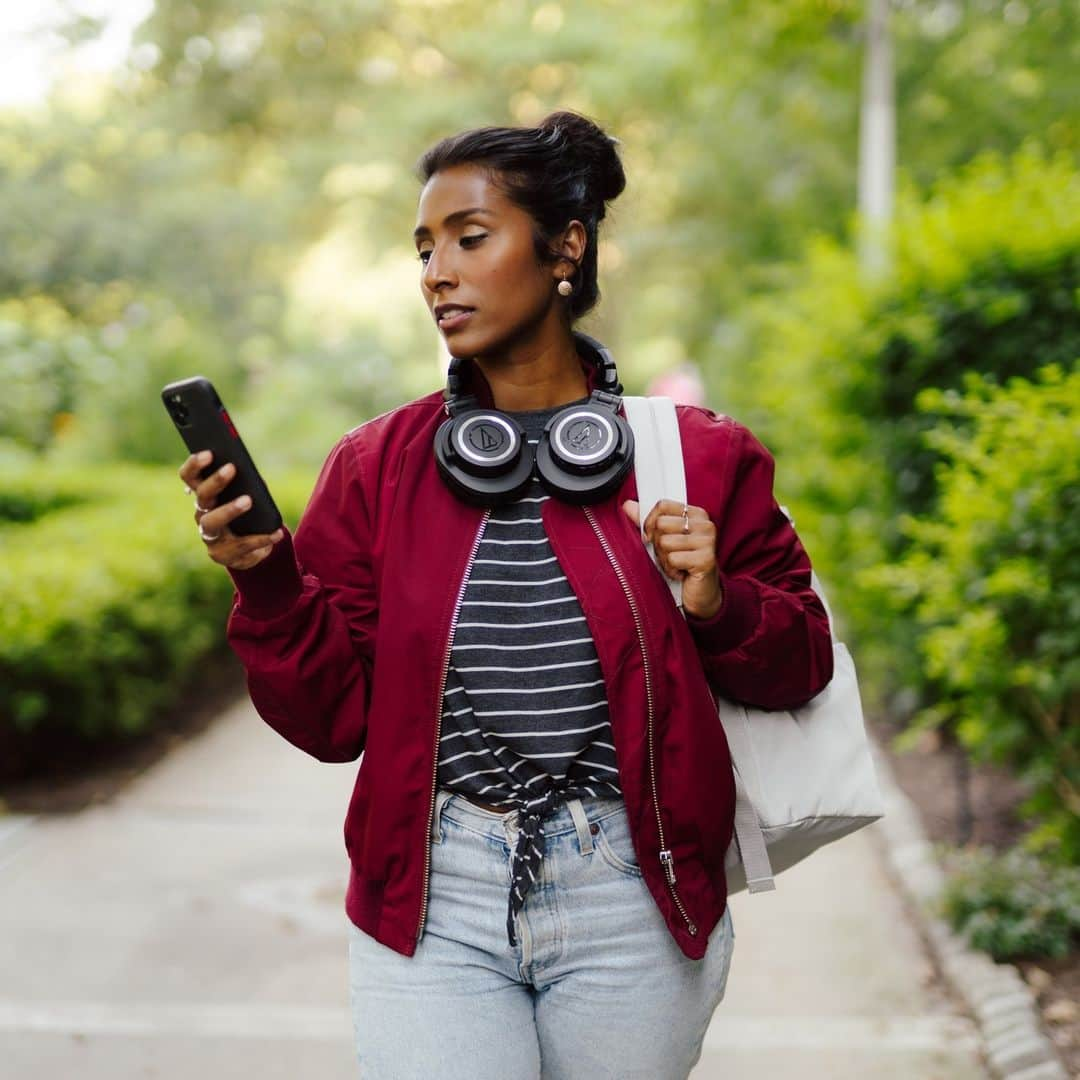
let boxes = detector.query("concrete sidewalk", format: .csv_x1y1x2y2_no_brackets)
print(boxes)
0,697,989,1079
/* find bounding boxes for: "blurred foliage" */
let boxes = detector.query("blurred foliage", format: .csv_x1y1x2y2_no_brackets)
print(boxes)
940,847,1080,961
726,147,1080,706
0,471,90,524
867,368,1080,860
0,464,314,759
0,0,1076,464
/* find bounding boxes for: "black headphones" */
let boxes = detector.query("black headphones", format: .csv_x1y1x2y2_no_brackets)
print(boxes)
434,332,635,507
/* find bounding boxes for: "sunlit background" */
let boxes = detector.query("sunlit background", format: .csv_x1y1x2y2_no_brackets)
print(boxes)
0,4,1077,1067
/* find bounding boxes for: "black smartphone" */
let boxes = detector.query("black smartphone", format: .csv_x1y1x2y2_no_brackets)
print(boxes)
161,376,283,537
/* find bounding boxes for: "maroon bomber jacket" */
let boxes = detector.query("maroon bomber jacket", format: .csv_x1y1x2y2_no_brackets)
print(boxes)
225,359,833,960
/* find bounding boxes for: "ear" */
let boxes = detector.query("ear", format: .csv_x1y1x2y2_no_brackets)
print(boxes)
552,219,587,279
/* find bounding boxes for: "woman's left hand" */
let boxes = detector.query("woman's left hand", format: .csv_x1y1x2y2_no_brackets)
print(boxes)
622,499,724,620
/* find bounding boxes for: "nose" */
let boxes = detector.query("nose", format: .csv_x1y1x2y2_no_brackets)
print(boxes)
422,244,457,294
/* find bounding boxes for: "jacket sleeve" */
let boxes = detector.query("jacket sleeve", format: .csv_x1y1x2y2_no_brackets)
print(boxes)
685,420,833,710
224,435,375,762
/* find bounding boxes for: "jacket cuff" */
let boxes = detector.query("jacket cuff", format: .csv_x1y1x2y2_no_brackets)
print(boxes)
228,530,304,619
684,574,762,654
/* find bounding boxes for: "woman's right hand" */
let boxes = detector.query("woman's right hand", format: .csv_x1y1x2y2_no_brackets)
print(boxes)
178,450,284,570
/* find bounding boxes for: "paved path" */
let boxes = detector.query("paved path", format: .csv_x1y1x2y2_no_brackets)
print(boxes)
0,697,989,1079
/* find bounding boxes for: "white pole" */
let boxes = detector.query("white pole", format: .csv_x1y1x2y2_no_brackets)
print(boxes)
857,0,895,278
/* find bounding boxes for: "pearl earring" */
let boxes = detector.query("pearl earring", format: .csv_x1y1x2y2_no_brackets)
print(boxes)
557,278,573,297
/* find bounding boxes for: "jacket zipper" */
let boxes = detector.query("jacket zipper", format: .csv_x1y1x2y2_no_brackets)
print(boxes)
417,510,490,942
583,507,698,937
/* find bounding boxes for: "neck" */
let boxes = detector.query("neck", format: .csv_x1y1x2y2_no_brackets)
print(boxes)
473,333,589,412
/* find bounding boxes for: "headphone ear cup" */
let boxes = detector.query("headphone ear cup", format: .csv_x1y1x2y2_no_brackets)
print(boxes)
434,412,535,507
534,407,634,505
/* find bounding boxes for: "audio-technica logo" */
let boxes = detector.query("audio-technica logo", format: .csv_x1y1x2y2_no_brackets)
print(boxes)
565,418,604,453
469,423,506,454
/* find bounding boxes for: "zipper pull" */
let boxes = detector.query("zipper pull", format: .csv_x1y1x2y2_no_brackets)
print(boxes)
659,849,677,885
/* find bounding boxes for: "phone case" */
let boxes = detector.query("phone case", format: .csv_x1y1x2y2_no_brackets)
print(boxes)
161,377,283,536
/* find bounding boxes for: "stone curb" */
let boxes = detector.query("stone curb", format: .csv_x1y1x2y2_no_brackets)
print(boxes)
867,741,1069,1080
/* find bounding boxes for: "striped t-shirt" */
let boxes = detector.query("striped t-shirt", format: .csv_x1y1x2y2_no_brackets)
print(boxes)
435,400,622,944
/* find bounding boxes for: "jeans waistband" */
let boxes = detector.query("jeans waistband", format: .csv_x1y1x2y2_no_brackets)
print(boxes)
431,787,627,855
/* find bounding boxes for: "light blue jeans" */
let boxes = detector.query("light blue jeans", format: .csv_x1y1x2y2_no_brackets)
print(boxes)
348,789,735,1079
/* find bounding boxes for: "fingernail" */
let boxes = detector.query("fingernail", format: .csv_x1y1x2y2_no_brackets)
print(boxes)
272,529,284,541
198,451,212,463
219,463,232,476
237,496,251,509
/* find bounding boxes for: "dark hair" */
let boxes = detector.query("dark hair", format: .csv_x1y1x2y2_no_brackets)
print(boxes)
416,111,625,319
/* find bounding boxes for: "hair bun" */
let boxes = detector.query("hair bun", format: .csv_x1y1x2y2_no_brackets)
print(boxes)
538,111,626,209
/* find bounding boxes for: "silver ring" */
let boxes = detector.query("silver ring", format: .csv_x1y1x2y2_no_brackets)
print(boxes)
194,500,213,516
198,524,223,543
682,506,690,534
183,484,193,496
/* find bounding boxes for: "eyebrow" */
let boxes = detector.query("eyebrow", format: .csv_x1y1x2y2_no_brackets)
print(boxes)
413,206,495,240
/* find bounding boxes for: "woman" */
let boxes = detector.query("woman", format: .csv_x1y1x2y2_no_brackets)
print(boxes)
178,112,833,1079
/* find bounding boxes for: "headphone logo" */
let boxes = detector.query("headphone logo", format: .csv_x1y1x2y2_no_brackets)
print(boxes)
455,414,518,467
470,423,505,453
568,421,598,450
553,410,615,465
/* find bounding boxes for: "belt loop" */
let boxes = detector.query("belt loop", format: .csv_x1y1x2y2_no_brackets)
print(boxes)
567,797,594,856
431,788,454,844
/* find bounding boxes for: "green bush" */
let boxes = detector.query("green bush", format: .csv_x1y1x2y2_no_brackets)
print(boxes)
720,146,1080,710
0,297,89,453
0,292,246,465
0,477,89,523
0,464,313,754
940,847,1080,962
866,367,1080,860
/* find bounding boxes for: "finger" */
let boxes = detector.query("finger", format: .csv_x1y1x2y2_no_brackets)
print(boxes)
621,500,641,528
652,499,690,519
226,545,275,570
653,555,687,582
198,493,253,536
194,461,237,510
206,529,283,568
644,500,697,539
665,549,714,573
655,532,702,553
654,513,693,535
178,450,213,488
640,499,670,540
235,529,284,556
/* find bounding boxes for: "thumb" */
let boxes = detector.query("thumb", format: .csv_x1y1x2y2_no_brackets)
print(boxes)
622,499,641,527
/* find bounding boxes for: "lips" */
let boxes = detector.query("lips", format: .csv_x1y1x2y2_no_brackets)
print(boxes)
434,304,474,332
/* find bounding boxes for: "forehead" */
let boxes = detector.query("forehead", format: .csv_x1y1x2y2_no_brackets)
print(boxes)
415,164,515,230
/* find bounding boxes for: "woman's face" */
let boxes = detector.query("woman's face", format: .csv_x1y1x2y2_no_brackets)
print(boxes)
414,164,565,361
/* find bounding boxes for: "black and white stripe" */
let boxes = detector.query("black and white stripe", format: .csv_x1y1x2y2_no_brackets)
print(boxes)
435,403,622,945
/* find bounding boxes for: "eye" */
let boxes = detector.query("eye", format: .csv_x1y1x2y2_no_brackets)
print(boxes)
460,233,487,248
417,248,432,265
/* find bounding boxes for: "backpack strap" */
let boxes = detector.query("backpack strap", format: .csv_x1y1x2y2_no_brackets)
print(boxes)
622,396,685,610
624,395,777,893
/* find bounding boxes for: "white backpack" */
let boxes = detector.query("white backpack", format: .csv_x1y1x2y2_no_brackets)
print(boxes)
622,396,885,894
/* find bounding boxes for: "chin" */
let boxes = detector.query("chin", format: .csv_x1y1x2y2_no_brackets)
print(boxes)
443,336,477,360
443,326,504,362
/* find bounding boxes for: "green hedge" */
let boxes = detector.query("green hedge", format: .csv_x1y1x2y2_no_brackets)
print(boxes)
721,145,1080,708
714,145,1080,862
0,464,313,749
941,847,1080,961
867,367,1080,860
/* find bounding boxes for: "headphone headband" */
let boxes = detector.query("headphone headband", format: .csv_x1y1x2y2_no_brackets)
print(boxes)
571,331,623,396
443,333,622,414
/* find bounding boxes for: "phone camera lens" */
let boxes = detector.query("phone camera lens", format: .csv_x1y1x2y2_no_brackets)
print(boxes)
170,401,190,426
